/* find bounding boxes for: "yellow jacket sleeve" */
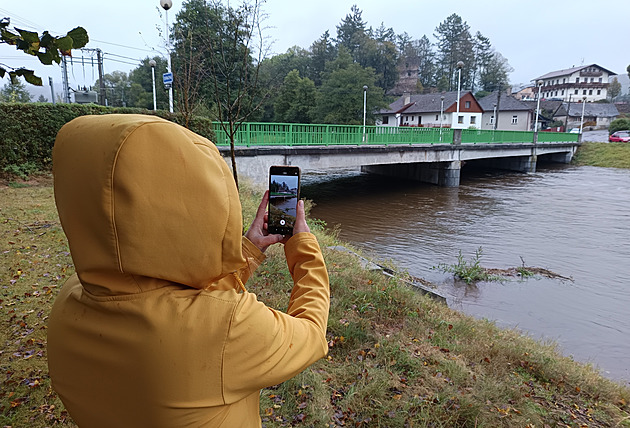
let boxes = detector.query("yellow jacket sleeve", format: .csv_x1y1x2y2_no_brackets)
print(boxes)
222,232,330,402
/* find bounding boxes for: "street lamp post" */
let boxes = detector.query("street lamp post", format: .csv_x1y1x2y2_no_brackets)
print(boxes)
149,60,157,111
492,103,497,130
579,96,587,136
160,0,174,113
439,95,444,142
533,79,543,142
362,85,368,142
455,61,464,128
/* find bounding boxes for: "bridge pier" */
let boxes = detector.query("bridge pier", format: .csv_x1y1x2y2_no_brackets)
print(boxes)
361,161,461,187
470,154,537,173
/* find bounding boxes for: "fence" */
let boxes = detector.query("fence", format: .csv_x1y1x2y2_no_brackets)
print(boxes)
212,122,578,147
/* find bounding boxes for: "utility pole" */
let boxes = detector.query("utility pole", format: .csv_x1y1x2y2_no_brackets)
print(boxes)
49,77,56,104
97,49,106,106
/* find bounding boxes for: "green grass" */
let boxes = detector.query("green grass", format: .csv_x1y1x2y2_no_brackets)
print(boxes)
572,142,630,169
1,183,629,427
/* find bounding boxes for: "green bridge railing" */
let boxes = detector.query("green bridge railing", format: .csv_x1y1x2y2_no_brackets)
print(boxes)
212,122,579,147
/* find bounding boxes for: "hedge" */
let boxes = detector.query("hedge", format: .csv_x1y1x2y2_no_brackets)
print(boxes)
0,103,217,174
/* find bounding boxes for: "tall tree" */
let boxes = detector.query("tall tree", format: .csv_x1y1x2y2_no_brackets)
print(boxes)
273,70,316,123
172,0,270,188
608,77,621,101
414,36,437,89
434,14,475,91
309,31,336,86
0,17,88,85
0,79,32,102
471,31,493,92
335,5,368,61
315,47,385,125
363,23,398,91
479,51,513,92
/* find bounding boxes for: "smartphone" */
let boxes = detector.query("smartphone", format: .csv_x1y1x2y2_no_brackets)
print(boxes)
268,165,301,235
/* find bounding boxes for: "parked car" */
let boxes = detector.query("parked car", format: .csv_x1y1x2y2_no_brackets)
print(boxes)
608,130,630,142
569,128,580,134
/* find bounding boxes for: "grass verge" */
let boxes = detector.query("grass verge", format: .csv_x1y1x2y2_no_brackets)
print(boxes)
1,182,629,427
572,142,630,169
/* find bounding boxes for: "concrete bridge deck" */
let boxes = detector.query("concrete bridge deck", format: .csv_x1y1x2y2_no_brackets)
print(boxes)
218,140,579,187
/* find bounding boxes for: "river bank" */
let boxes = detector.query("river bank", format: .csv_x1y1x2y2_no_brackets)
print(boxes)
1,182,629,427
572,141,630,169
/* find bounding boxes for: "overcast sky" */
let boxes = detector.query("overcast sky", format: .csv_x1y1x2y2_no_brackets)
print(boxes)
1,0,629,95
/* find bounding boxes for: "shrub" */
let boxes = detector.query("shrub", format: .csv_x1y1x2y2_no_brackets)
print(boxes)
609,118,630,134
0,103,216,174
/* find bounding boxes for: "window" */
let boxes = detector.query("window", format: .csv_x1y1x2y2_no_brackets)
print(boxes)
589,90,593,95
435,114,439,120
490,116,495,124
555,91,558,96
576,77,580,83
561,90,565,95
512,115,518,124
458,116,464,124
465,101,471,108
599,78,602,83
574,89,579,95
597,90,601,95
382,116,389,124
410,116,415,122
583,90,587,95
405,116,409,121
470,116,476,124
590,78,594,83
563,78,566,83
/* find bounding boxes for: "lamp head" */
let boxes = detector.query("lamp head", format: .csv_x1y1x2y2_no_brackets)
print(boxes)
537,80,544,86
149,60,157,67
160,0,172,10
456,61,464,69
363,85,368,90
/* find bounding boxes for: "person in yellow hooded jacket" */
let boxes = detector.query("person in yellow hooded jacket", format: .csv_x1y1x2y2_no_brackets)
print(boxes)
47,114,330,427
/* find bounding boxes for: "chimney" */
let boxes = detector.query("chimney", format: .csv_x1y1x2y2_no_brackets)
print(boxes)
403,91,411,105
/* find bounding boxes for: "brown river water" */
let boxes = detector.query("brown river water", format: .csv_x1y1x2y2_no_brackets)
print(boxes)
302,164,630,385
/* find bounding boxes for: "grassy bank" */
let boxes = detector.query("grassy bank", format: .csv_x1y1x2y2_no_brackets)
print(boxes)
1,182,629,427
573,142,630,169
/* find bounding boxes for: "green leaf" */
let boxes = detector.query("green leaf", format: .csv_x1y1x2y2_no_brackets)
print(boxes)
40,32,54,48
16,28,39,44
66,27,89,48
37,51,55,65
54,35,73,52
23,72,43,86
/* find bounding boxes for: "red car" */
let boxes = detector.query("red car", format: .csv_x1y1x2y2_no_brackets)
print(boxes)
609,130,630,142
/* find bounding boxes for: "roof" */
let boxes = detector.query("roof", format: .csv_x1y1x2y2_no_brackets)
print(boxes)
477,91,532,112
565,103,619,118
379,91,463,115
533,64,617,81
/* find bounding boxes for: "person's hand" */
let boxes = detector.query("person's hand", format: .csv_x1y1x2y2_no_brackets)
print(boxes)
244,191,284,252
280,199,311,244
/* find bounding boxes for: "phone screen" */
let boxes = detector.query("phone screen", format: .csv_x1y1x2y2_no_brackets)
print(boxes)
268,166,301,235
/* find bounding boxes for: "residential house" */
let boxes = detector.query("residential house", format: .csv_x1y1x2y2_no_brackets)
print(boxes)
477,91,534,131
378,91,483,129
511,85,536,101
533,64,617,102
554,102,619,130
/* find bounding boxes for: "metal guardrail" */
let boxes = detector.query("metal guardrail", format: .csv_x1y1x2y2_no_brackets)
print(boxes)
212,122,579,147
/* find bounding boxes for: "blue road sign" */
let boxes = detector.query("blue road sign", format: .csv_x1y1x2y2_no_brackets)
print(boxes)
162,72,173,85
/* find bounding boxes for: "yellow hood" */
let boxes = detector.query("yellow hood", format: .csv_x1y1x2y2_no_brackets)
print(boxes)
53,114,246,295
